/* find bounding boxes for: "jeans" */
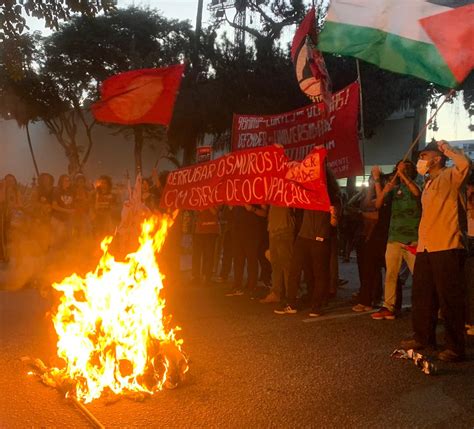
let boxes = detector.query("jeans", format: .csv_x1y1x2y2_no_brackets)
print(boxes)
412,249,466,354
383,241,415,311
269,231,294,298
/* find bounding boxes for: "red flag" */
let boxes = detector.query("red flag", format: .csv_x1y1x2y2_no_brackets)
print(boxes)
92,64,185,125
291,8,331,110
420,4,474,84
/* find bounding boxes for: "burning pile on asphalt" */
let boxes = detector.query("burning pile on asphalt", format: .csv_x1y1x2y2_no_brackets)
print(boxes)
26,215,188,404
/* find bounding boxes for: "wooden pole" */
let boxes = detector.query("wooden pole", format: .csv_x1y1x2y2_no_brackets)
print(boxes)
70,397,105,429
386,88,456,186
401,88,456,162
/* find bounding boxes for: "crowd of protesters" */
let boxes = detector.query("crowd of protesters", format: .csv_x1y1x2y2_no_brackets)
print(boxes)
1,140,473,362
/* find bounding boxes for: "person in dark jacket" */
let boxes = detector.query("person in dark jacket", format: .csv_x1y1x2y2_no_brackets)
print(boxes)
275,166,341,317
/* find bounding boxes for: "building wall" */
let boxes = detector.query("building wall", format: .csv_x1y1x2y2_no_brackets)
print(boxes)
363,117,418,168
0,118,178,185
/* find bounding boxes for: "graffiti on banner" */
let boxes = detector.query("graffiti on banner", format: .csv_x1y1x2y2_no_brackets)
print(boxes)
231,82,362,178
160,146,330,211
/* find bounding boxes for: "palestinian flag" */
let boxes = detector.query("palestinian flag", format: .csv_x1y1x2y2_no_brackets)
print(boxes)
318,0,474,88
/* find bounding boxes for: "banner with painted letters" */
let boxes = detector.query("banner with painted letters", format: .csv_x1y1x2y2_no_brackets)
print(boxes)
160,146,330,211
231,82,362,178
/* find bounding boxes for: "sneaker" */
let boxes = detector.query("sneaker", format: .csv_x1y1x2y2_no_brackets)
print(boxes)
308,308,321,317
438,349,464,362
371,307,396,320
259,292,280,304
352,304,373,312
274,305,297,315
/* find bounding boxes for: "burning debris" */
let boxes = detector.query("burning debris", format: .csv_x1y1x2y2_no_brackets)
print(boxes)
391,349,437,375
25,215,188,405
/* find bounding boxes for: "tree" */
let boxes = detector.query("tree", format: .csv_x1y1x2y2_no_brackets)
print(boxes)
1,1,116,79
40,7,197,174
211,0,310,60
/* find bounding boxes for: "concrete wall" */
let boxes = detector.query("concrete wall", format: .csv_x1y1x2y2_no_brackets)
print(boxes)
0,118,179,185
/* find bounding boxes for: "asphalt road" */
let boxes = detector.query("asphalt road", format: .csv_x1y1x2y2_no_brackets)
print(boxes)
1,260,473,428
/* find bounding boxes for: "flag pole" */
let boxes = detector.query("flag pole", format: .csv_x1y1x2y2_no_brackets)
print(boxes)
356,59,366,181
383,88,456,187
401,88,456,161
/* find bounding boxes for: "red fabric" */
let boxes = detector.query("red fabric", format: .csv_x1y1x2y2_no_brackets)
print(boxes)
291,7,331,110
160,146,330,212
232,82,362,179
290,8,316,60
420,5,474,84
92,64,185,125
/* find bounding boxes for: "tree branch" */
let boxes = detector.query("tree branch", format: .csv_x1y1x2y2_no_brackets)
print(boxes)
223,9,262,41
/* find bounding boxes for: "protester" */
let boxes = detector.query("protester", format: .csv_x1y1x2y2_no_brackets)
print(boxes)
352,169,390,312
0,174,22,261
464,176,474,336
51,174,75,246
371,160,421,320
28,173,54,252
192,208,219,285
73,173,92,237
93,175,117,238
401,140,471,362
226,204,267,297
328,222,340,299
141,178,158,212
340,190,358,262
259,206,295,303
275,167,340,316
257,214,272,288
215,205,233,283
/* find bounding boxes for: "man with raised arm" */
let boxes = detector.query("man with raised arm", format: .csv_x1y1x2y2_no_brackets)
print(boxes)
401,140,471,362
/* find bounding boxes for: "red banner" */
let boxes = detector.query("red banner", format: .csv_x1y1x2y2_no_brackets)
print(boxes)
160,146,330,211
231,82,362,178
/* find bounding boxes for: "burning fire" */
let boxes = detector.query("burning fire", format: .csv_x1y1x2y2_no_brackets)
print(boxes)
46,215,188,403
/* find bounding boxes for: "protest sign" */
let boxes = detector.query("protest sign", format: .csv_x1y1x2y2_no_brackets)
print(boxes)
196,146,212,163
232,82,362,178
160,146,330,212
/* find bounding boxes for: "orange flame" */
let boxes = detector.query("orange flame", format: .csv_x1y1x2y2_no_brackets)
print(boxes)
50,215,187,403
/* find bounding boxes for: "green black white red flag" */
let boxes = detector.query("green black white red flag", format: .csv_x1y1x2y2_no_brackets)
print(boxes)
318,0,474,88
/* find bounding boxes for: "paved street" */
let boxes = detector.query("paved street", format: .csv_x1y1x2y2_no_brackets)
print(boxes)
1,259,473,428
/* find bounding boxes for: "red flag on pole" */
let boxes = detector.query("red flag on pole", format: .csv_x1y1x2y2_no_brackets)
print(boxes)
291,8,331,111
92,64,185,125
